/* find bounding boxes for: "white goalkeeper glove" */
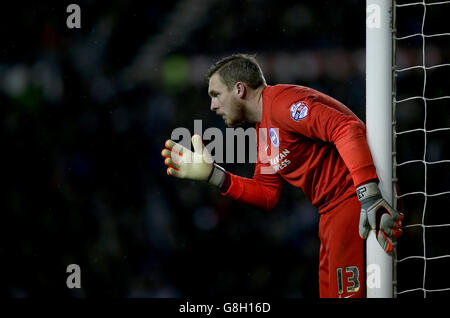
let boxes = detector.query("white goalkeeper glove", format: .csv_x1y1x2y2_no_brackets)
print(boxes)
161,134,226,188
357,182,404,253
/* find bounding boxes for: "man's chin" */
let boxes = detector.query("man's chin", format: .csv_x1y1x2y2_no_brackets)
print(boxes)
225,118,241,127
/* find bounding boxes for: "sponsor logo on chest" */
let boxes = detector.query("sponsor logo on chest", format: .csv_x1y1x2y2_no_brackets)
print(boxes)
270,148,290,165
261,127,292,173
270,148,291,172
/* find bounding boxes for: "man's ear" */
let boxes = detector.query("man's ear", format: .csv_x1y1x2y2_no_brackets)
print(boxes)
235,82,246,99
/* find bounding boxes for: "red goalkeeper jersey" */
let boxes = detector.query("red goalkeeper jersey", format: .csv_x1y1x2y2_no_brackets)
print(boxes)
221,84,378,214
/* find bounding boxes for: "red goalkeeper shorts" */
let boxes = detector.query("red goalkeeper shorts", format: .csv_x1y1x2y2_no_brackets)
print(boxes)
318,195,365,298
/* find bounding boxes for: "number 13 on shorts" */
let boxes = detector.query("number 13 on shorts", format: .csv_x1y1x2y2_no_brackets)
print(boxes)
336,266,360,295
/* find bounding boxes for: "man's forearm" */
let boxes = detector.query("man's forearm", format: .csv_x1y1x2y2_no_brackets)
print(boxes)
220,172,283,211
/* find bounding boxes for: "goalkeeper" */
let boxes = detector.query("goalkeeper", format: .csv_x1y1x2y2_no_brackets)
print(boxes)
161,54,403,298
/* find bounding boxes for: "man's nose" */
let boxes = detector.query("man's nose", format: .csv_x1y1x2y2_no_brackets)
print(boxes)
210,100,218,111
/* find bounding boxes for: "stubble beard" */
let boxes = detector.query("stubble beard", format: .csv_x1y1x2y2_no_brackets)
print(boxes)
225,99,246,127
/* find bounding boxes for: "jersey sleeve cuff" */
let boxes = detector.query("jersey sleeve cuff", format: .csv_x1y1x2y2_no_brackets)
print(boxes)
351,166,378,189
220,173,243,199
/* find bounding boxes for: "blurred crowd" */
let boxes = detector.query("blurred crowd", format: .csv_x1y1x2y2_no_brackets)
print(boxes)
1,0,449,297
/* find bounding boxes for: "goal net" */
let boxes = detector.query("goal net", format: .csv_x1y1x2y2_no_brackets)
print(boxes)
393,0,450,298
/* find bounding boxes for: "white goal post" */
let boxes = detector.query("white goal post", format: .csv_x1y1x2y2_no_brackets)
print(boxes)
365,0,395,298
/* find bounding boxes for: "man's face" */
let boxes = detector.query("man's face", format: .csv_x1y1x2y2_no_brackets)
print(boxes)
208,73,244,127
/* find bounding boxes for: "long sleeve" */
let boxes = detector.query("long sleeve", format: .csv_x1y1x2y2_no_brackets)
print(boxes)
220,161,284,211
271,92,378,188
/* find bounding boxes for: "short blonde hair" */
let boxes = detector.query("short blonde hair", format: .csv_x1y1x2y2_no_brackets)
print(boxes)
207,53,266,90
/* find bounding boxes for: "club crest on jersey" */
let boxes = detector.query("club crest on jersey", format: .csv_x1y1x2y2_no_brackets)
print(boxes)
269,127,279,147
290,101,308,121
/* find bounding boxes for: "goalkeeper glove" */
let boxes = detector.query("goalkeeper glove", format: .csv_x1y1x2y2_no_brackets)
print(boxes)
161,134,226,187
357,182,404,253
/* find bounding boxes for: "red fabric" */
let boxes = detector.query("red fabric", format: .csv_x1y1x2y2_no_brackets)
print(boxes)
221,84,378,213
318,196,365,298
221,170,283,211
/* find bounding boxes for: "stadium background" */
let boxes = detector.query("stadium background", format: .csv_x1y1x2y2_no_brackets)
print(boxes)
1,0,448,297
